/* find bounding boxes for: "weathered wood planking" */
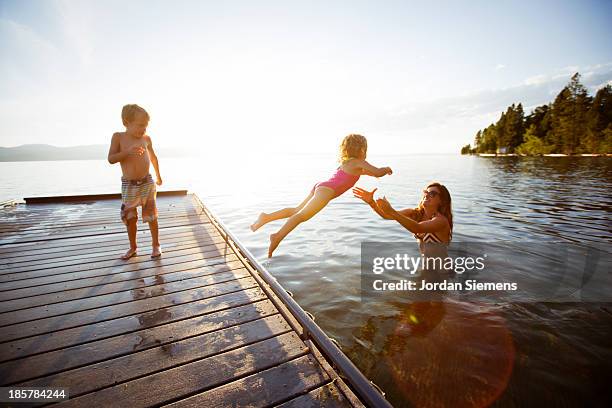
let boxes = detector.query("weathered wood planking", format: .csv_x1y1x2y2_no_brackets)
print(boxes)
0,193,366,407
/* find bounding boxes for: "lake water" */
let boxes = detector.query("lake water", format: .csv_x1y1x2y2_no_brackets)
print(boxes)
1,154,611,407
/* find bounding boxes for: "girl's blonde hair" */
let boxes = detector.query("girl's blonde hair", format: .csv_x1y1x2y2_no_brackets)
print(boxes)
412,182,453,237
338,134,367,164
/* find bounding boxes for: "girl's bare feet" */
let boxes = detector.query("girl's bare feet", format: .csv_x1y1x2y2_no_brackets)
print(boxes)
151,245,163,259
268,232,281,258
250,213,267,232
121,247,137,260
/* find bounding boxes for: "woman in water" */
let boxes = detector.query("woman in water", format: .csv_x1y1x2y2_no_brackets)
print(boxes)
353,182,453,247
251,134,393,257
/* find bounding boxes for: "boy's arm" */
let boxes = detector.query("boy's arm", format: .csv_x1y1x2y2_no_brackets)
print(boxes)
108,133,128,164
146,136,162,185
357,160,392,177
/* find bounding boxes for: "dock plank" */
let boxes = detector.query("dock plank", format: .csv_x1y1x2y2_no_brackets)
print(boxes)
276,382,354,408
0,268,253,325
0,224,216,257
0,229,222,265
0,193,367,407
1,300,279,385
0,259,246,304
0,277,259,343
0,215,212,245
18,315,292,396
1,287,267,363
0,208,203,233
164,354,330,408
0,235,229,275
56,333,310,408
0,251,239,288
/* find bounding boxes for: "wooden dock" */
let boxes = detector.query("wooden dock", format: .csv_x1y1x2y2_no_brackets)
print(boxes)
0,192,391,407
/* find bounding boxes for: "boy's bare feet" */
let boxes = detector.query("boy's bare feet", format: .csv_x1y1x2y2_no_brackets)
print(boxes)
151,245,163,259
250,213,266,232
268,232,281,258
121,247,137,260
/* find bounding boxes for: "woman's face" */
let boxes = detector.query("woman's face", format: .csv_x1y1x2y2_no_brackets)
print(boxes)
421,186,441,210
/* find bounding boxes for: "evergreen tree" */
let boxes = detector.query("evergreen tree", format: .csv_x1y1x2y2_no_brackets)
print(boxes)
516,124,554,155
463,72,610,154
482,124,498,153
539,104,553,140
461,144,472,154
524,104,551,140
555,73,591,153
549,86,571,151
496,111,507,152
512,103,525,149
474,130,482,152
573,75,592,152
586,85,612,152
502,105,515,151
601,124,612,153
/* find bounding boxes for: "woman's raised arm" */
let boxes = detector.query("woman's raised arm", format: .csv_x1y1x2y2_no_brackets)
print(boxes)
353,187,393,220
377,197,448,234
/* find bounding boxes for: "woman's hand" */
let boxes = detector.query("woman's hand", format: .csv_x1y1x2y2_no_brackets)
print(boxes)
352,187,377,204
376,197,397,218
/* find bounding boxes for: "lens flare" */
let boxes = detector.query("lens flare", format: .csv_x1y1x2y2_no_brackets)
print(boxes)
384,299,515,407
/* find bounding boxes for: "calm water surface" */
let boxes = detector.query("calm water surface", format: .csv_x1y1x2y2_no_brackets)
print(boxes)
1,154,611,407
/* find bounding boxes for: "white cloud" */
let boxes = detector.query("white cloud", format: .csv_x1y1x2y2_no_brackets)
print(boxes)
523,74,548,86
556,65,581,76
371,63,612,149
495,64,506,70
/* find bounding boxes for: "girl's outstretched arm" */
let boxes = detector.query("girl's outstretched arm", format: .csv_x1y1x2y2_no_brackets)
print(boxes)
357,160,392,178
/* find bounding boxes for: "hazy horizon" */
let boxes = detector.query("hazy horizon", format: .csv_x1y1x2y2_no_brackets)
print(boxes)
2,0,611,154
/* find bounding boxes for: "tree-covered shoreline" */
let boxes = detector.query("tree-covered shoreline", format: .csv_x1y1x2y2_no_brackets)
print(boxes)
461,73,612,155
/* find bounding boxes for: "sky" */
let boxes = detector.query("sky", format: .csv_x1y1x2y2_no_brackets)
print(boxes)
1,0,611,154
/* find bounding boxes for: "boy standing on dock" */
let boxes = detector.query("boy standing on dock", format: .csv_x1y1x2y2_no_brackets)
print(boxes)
108,104,163,260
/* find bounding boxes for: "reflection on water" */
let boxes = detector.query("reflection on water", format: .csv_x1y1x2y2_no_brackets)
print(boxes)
1,154,611,406
347,299,515,408
478,157,612,243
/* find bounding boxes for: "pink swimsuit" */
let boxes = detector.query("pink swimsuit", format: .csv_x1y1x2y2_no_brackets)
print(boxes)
312,168,360,198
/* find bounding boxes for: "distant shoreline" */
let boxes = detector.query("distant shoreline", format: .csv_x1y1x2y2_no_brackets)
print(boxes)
0,158,107,163
471,153,612,157
0,144,192,162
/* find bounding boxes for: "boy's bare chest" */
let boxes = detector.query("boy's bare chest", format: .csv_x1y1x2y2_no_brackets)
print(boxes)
120,137,148,152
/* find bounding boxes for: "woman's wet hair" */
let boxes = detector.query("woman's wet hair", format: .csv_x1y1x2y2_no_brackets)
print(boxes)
413,182,453,235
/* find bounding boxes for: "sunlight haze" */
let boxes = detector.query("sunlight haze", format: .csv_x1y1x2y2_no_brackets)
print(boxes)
1,0,611,154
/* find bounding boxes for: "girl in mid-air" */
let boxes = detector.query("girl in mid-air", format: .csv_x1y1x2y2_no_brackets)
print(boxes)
250,134,393,257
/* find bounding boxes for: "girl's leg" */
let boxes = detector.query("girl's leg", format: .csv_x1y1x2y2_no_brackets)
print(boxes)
268,187,334,257
250,188,315,231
